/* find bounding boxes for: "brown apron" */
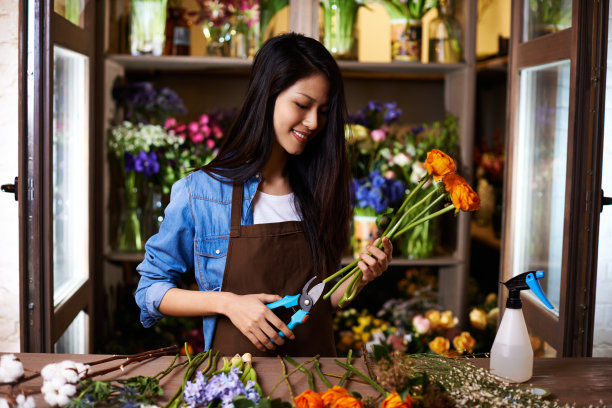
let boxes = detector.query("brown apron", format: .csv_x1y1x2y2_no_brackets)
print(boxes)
210,184,336,356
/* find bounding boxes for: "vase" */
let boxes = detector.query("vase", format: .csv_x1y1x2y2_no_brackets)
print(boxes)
352,215,380,258
321,0,360,60
116,171,143,252
394,19,422,61
398,217,435,259
428,1,462,63
203,22,232,57
130,0,168,56
142,184,165,241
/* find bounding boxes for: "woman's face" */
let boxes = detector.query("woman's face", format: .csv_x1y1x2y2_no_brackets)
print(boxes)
273,73,330,155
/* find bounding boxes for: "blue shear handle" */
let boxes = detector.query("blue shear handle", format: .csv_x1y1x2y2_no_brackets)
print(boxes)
267,294,300,310
278,309,308,338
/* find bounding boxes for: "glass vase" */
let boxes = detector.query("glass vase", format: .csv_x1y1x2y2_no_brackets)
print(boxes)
130,0,168,56
203,22,232,56
352,215,380,258
321,0,360,60
142,183,165,241
117,171,143,252
428,0,462,63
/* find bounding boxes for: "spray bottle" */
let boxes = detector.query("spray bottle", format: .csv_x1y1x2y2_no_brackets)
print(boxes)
490,270,554,383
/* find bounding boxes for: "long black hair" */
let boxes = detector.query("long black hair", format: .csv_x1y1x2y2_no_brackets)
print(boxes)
202,32,351,276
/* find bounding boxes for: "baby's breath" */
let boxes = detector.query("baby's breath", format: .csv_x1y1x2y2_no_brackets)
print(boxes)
107,121,183,158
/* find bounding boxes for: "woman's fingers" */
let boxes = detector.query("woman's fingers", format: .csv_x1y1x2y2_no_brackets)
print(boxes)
358,237,393,282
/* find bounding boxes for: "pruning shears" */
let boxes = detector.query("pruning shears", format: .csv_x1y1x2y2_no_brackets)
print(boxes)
266,276,325,339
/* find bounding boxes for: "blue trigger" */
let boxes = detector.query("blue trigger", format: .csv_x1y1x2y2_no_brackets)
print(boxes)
526,271,554,309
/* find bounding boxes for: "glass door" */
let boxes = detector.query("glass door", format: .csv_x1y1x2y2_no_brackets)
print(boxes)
20,0,96,352
502,0,607,356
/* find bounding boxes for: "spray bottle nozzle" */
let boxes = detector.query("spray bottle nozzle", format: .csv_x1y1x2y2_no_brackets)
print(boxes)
501,270,554,310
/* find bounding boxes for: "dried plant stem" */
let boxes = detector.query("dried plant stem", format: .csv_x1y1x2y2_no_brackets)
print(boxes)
278,356,295,404
334,360,388,396
338,349,353,387
85,346,182,379
268,356,319,397
285,356,314,390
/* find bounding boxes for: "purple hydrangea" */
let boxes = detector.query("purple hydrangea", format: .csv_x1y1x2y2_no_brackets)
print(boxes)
134,151,160,177
183,367,259,408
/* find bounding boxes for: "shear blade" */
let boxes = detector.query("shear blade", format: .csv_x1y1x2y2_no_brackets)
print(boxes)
307,282,325,305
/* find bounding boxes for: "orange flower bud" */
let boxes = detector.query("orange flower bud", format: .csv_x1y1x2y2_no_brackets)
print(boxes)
452,331,476,354
442,173,481,213
295,389,324,408
382,390,413,408
428,336,450,355
425,310,441,330
424,149,457,181
321,386,349,408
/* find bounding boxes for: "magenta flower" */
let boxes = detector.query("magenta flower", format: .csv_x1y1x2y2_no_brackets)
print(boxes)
191,132,205,144
371,128,386,142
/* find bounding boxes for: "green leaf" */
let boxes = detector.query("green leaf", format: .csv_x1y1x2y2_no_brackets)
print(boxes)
371,344,391,362
234,396,257,408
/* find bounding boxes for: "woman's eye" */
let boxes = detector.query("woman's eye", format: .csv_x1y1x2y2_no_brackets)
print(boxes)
295,102,307,109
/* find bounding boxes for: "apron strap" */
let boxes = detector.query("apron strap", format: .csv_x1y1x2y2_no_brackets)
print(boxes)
230,184,243,238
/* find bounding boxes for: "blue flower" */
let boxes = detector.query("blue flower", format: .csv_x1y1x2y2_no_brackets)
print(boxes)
369,170,386,189
134,151,160,177
367,101,382,113
184,371,208,407
124,152,135,172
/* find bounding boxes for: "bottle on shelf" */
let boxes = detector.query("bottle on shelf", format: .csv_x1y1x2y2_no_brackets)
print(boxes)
164,2,191,56
428,0,462,63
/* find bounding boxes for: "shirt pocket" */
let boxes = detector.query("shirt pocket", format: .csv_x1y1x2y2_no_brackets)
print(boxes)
195,235,229,291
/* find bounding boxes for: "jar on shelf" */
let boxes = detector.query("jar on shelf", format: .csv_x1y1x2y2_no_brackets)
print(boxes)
164,5,191,56
428,0,462,63
129,0,168,56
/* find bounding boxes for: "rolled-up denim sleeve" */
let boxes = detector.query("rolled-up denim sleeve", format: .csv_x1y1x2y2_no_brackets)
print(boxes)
135,177,195,327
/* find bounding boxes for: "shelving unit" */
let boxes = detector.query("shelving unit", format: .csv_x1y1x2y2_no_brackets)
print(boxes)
100,0,477,323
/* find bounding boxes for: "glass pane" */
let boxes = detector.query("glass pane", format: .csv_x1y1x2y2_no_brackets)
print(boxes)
54,0,88,28
511,60,571,314
593,6,612,357
54,311,88,354
525,0,572,41
53,46,89,306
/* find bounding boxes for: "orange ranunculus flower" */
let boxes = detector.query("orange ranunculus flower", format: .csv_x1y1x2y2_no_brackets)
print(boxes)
424,149,457,181
321,386,349,408
334,395,364,408
295,389,324,408
452,331,476,354
469,308,488,330
442,173,481,213
428,336,450,355
382,390,413,408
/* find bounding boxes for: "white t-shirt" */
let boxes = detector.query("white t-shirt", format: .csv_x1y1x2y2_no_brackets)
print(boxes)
252,191,302,224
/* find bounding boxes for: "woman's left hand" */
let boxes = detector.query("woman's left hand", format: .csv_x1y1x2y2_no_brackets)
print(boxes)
357,236,393,283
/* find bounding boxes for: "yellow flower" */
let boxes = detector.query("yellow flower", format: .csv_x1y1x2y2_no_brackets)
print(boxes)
425,310,441,329
487,307,499,325
357,316,371,328
439,310,457,329
452,331,476,354
469,308,488,330
424,149,457,181
345,124,369,142
428,336,450,355
361,332,371,342
442,173,481,213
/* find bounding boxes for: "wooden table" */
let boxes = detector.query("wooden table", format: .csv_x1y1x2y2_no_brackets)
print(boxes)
5,354,612,407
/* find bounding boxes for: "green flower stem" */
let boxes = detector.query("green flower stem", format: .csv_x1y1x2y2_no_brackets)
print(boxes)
313,358,333,389
334,360,388,396
323,265,359,300
338,269,362,307
383,187,438,240
381,175,431,237
268,356,320,397
285,356,315,390
392,204,455,239
338,349,353,387
164,349,211,408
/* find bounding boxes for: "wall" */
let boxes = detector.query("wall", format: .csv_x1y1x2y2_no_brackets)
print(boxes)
592,7,612,357
0,0,20,352
476,0,511,59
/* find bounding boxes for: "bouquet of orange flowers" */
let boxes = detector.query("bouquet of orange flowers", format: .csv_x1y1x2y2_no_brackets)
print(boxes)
325,149,480,307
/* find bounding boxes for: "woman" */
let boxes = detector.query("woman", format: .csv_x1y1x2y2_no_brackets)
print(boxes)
135,33,392,356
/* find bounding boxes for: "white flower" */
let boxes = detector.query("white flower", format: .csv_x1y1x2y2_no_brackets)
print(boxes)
0,354,25,383
16,394,36,408
40,361,89,407
0,398,10,408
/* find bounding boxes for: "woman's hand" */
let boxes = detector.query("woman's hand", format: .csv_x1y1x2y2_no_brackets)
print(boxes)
357,236,393,283
223,293,295,352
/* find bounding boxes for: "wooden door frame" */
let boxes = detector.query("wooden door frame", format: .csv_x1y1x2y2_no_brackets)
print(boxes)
501,0,608,356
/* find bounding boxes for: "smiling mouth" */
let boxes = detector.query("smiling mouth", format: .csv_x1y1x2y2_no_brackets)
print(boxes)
292,129,310,143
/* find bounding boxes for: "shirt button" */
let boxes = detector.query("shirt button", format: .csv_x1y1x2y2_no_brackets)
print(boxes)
256,173,260,178
216,249,220,254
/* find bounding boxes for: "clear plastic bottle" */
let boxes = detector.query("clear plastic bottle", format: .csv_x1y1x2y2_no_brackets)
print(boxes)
490,308,533,383
428,0,462,63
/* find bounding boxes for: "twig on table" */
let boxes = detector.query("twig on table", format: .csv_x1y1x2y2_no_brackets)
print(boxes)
334,360,388,396
313,358,332,389
85,346,182,379
278,355,295,404
339,349,353,387
361,345,377,382
285,356,314,390
267,356,319,397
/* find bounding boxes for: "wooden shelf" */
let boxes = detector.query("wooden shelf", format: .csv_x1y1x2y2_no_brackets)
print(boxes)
106,54,467,78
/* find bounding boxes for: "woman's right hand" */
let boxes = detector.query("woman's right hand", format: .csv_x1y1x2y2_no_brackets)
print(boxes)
224,293,295,352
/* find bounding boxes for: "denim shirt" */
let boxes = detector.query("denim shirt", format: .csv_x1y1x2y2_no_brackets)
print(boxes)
135,170,262,351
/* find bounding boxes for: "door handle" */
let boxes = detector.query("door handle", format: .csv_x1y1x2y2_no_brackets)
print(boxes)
602,189,612,213
1,176,17,201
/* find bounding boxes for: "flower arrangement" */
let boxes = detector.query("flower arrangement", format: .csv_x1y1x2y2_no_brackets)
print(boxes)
380,0,438,20
112,81,186,125
328,149,479,307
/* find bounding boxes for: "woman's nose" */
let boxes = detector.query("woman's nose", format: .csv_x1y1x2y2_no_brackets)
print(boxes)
303,108,318,130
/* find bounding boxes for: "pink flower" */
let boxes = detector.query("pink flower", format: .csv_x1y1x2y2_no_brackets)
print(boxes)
412,314,430,334
384,170,396,179
371,128,386,142
191,132,205,143
188,121,199,134
175,123,187,134
206,139,216,149
200,125,211,138
164,117,177,130
212,125,224,139
198,114,210,125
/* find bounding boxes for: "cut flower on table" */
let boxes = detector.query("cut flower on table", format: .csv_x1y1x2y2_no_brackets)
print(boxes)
324,149,480,307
